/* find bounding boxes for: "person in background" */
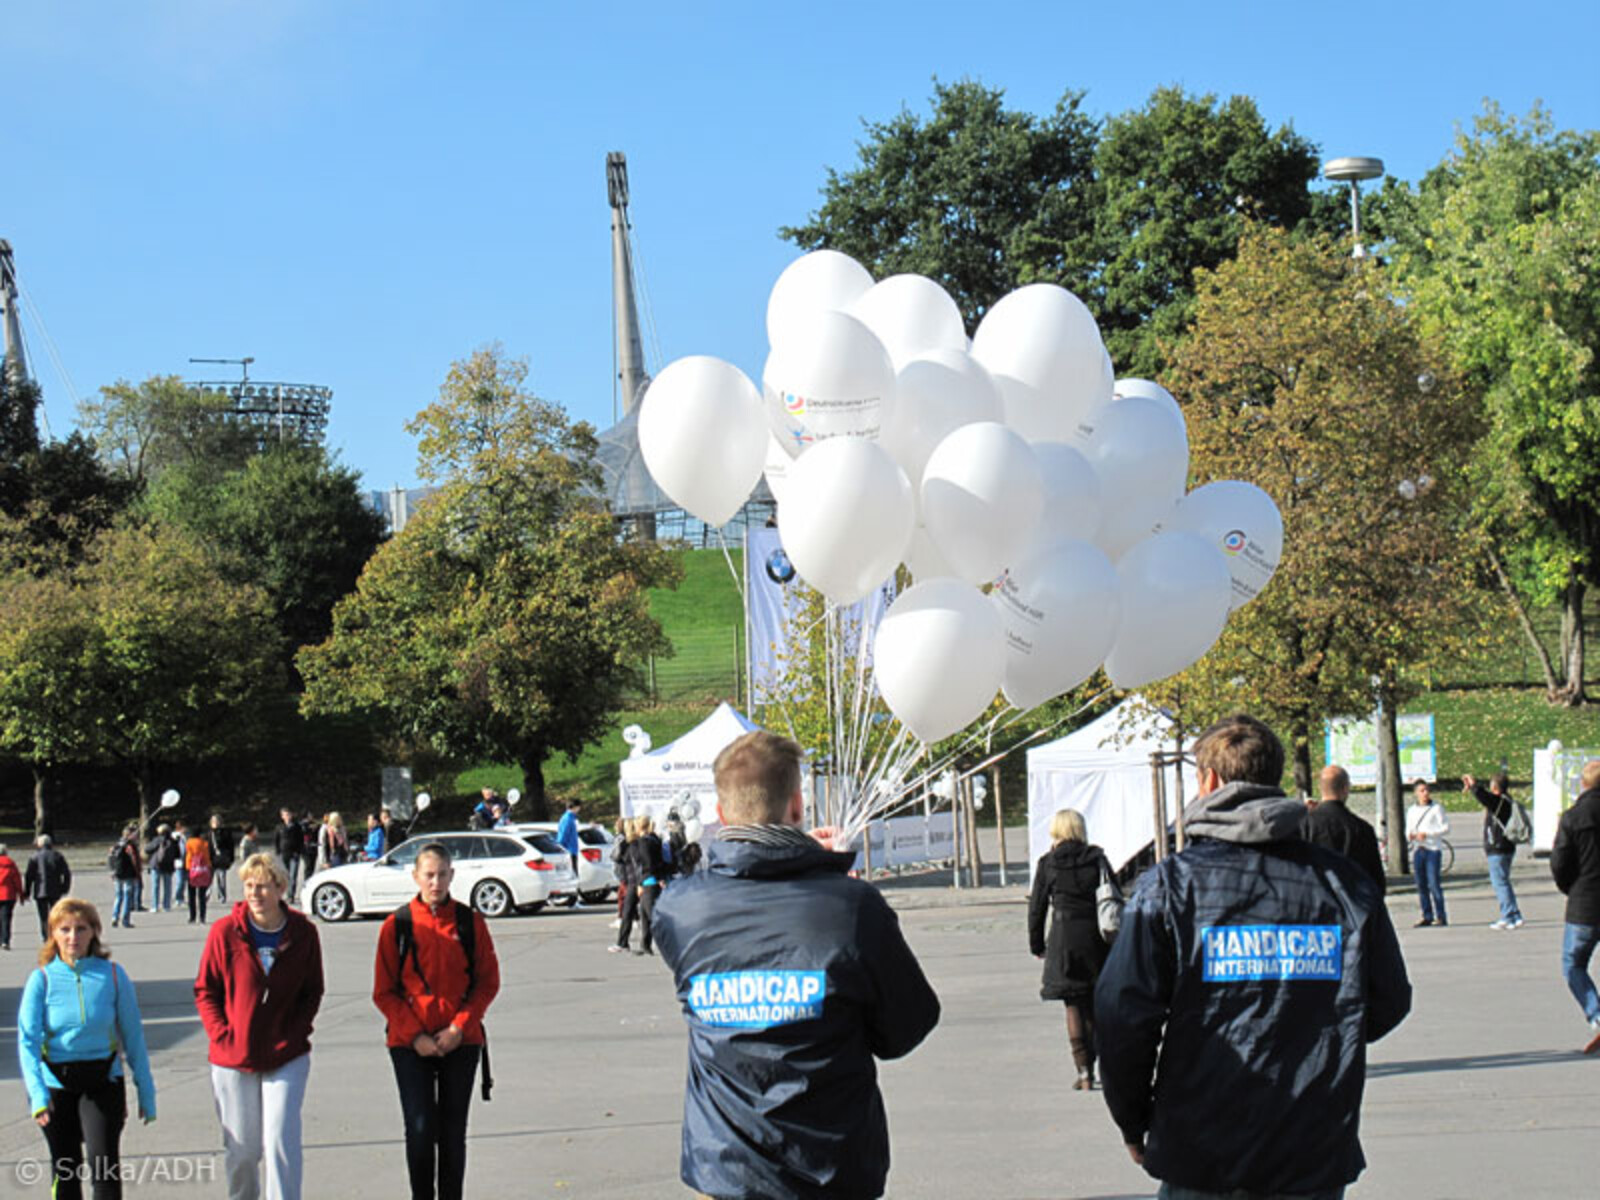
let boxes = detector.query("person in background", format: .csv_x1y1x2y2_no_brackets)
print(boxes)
1550,759,1600,1054
0,843,23,950
110,824,142,929
614,816,663,956
1405,780,1450,928
316,813,349,875
186,823,214,925
1303,765,1386,895
209,815,237,904
238,824,263,864
1464,771,1524,930
555,800,582,874
145,824,174,912
373,842,500,1200
196,853,324,1200
24,835,72,942
468,789,496,832
609,818,634,931
275,810,305,898
18,898,157,1199
298,813,319,883
381,809,407,854
173,819,191,908
366,813,387,861
1028,808,1113,1091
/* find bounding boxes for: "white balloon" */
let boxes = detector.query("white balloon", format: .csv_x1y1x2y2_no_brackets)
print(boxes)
877,349,1003,488
766,249,875,346
921,422,1044,585
1114,377,1187,441
415,793,432,812
1072,394,1188,508
1029,442,1104,545
763,311,896,455
679,797,701,821
901,524,957,582
993,539,1121,709
1165,481,1283,610
160,789,181,809
762,435,794,508
683,817,705,844
1103,532,1232,689
638,356,767,526
1096,494,1180,561
873,579,1005,743
848,274,967,370
779,439,914,605
971,284,1106,442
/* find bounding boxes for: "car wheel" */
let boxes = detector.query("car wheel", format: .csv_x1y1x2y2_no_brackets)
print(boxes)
472,878,513,918
580,889,611,905
311,883,352,923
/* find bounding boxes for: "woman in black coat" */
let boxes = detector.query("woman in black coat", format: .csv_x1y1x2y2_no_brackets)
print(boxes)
1028,808,1112,1090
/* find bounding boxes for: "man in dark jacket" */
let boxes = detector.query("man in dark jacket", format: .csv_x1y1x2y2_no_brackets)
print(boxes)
1095,714,1411,1200
654,731,940,1200
1303,764,1386,894
274,808,305,898
22,835,72,942
1550,759,1600,1053
1465,771,1524,930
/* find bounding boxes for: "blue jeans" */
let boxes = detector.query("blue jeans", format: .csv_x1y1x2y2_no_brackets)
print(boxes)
150,866,172,910
1412,847,1446,923
1562,922,1600,1022
112,878,137,924
174,866,187,903
1486,852,1521,922
1159,1185,1344,1200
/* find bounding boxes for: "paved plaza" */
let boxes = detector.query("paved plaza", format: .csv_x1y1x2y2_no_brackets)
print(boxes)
0,835,1594,1198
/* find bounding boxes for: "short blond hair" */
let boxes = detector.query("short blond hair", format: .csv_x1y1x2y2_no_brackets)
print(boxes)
238,853,289,891
1049,808,1086,845
714,731,804,824
637,814,654,834
40,898,110,967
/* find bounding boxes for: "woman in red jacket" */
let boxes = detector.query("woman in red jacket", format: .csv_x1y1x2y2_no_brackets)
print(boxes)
194,853,324,1200
373,841,499,1200
0,843,23,950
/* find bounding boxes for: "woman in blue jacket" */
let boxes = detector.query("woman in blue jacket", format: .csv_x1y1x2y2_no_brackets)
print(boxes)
17,897,156,1199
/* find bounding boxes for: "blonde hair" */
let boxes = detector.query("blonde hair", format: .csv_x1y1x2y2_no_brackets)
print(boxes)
1049,808,1086,846
623,818,639,842
637,814,655,834
326,812,345,831
714,731,804,824
40,898,110,967
238,853,289,891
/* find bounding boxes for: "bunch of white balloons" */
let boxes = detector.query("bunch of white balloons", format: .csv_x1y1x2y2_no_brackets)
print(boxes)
639,250,1283,744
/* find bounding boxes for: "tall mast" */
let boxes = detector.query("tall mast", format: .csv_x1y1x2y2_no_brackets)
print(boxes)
608,152,649,419
0,240,28,384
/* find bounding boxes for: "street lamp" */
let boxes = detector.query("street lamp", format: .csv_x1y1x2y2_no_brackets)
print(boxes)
1322,156,1385,259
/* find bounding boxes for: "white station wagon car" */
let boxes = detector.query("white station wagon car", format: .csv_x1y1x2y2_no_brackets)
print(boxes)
514,822,618,904
300,829,579,921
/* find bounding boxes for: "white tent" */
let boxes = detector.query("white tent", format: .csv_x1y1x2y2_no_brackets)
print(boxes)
618,702,760,827
1026,699,1198,875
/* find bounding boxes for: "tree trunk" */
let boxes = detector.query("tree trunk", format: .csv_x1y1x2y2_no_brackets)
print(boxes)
517,752,550,821
1377,698,1406,877
1489,546,1560,696
1558,579,1588,706
32,766,51,840
134,768,151,836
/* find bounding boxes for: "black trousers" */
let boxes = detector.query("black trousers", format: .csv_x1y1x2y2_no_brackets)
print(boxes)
0,897,14,947
188,880,209,923
389,1044,480,1200
617,884,659,952
41,1058,127,1200
36,895,54,942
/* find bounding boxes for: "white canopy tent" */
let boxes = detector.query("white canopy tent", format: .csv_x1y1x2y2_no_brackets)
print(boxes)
1026,699,1198,875
618,702,761,828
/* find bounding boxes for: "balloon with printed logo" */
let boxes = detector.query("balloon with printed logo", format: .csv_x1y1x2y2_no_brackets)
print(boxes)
1165,481,1283,610
1028,441,1104,546
762,435,794,508
971,283,1107,443
638,356,768,527
763,311,896,456
873,578,1006,743
848,274,968,370
778,439,914,605
920,422,1044,585
1103,532,1232,689
765,249,875,346
1113,377,1187,442
877,349,1003,488
992,539,1121,709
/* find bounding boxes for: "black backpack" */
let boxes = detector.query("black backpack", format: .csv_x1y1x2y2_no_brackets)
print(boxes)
107,842,123,873
392,900,493,1101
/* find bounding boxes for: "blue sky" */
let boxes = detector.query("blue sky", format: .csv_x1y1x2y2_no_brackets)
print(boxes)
8,1,1598,489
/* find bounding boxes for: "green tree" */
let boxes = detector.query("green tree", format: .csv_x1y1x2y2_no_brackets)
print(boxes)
298,345,682,819
1139,228,1493,820
1381,103,1600,704
781,79,1101,327
77,375,256,488
145,445,386,659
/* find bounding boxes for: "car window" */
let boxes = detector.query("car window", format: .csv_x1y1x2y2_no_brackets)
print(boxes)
384,841,423,867
435,835,481,861
577,828,610,846
527,833,565,855
481,836,524,859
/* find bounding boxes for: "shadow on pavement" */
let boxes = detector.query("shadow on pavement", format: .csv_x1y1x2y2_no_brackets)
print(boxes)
1369,1048,1599,1077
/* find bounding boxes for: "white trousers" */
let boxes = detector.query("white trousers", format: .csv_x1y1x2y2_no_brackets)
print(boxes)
210,1053,311,1200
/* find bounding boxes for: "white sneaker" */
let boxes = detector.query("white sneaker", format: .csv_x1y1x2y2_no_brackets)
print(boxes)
1508,916,1525,929
1489,919,1509,930
608,917,622,930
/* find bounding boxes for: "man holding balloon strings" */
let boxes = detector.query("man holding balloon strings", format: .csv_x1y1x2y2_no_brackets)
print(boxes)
654,730,940,1200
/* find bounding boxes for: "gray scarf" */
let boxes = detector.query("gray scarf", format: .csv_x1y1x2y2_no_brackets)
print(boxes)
715,823,817,850
1184,781,1306,845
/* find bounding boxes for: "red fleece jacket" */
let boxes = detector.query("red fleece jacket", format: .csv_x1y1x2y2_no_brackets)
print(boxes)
373,897,499,1048
194,903,324,1072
